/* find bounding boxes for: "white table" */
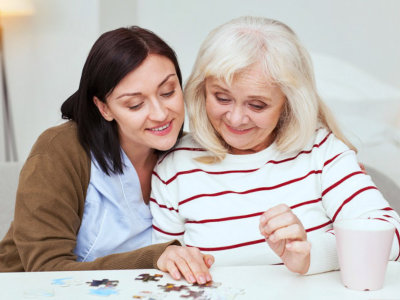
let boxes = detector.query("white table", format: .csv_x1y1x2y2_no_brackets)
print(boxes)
0,262,399,299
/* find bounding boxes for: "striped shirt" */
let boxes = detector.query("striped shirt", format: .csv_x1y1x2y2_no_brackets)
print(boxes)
150,128,400,274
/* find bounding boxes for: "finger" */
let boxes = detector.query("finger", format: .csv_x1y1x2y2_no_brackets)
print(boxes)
269,223,306,243
203,254,214,282
184,249,210,284
260,204,291,226
262,211,299,236
286,240,311,254
174,256,197,284
166,259,181,280
204,254,215,268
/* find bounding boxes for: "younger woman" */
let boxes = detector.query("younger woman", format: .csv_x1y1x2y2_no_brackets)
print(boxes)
0,26,213,284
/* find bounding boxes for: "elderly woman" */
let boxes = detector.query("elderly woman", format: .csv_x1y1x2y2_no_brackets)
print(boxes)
150,16,400,275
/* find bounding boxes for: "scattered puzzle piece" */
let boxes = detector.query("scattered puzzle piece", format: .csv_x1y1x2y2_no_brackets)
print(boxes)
192,281,221,289
157,283,189,292
135,273,163,282
86,279,119,287
132,290,166,300
180,290,206,299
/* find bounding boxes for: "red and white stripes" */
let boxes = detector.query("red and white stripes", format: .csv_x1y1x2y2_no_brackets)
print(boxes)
150,128,400,273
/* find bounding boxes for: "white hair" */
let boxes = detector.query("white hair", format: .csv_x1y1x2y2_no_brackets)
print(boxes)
185,16,354,162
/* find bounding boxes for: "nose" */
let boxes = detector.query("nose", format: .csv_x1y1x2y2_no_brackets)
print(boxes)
149,98,168,122
226,105,249,127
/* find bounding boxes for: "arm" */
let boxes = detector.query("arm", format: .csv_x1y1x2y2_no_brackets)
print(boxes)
259,134,400,275
150,167,214,283
12,124,177,271
150,169,186,245
320,150,400,259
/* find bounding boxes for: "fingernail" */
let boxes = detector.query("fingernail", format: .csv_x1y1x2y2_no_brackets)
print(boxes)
174,271,181,279
207,258,213,266
206,274,212,282
198,275,206,284
189,275,196,283
189,274,196,283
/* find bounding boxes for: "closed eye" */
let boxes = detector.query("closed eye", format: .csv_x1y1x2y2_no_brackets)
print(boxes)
161,90,175,98
215,95,231,103
249,103,267,111
129,102,143,110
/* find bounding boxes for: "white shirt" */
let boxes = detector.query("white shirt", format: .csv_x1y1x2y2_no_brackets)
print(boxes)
150,129,400,274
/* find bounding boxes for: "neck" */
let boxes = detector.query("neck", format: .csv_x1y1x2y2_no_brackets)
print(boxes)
120,143,158,205
122,143,158,171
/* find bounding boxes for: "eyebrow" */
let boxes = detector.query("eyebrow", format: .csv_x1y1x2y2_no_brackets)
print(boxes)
248,95,272,102
210,84,271,101
210,84,230,93
116,73,176,100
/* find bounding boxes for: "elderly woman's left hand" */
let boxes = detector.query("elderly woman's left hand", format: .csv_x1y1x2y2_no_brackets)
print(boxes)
259,204,311,274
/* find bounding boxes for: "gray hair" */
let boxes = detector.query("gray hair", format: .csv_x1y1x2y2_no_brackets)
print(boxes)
185,16,354,162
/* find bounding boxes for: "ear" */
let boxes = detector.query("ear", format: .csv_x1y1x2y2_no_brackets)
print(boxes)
93,96,114,121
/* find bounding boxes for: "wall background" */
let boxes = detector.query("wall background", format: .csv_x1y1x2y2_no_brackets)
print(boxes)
0,0,399,183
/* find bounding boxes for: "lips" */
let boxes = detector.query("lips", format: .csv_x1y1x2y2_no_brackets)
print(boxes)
225,123,253,135
147,120,173,136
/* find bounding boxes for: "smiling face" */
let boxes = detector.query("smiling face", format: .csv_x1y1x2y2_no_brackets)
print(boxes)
94,54,184,155
205,64,286,154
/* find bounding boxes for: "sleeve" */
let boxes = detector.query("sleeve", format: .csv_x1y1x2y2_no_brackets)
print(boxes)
150,166,186,246
306,141,400,274
12,137,178,271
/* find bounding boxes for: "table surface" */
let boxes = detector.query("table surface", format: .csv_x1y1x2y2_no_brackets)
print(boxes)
0,262,399,299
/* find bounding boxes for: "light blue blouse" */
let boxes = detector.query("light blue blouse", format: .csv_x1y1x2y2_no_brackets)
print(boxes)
74,150,152,262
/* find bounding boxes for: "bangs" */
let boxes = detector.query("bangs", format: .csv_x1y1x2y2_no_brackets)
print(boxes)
201,29,268,85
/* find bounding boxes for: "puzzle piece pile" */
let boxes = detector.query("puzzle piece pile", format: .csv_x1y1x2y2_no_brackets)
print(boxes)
133,273,245,299
24,272,244,299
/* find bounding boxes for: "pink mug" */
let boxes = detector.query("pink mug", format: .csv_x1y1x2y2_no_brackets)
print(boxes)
334,218,394,291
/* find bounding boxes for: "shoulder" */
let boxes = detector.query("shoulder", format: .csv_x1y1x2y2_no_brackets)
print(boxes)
306,127,352,162
158,133,206,163
24,121,91,184
155,133,206,174
29,121,87,160
313,127,349,150
18,122,91,220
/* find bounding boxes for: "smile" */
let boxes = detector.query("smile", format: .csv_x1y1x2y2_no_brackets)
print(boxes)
147,121,173,136
225,123,253,135
150,122,170,131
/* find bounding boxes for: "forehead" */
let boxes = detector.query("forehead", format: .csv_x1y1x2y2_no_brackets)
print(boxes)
208,64,274,91
234,64,271,87
117,55,175,86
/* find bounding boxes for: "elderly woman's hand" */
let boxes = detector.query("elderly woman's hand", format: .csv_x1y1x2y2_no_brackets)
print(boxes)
259,204,311,274
157,245,214,284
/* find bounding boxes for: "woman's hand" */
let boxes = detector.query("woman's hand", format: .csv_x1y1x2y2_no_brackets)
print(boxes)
259,204,310,274
157,245,214,284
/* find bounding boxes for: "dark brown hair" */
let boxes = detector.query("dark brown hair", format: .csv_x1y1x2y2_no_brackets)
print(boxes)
61,26,182,175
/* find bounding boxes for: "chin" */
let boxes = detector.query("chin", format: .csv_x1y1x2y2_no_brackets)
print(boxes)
154,140,177,152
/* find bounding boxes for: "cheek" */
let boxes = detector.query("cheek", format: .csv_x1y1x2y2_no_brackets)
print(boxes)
254,111,281,129
205,98,224,123
173,93,185,115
